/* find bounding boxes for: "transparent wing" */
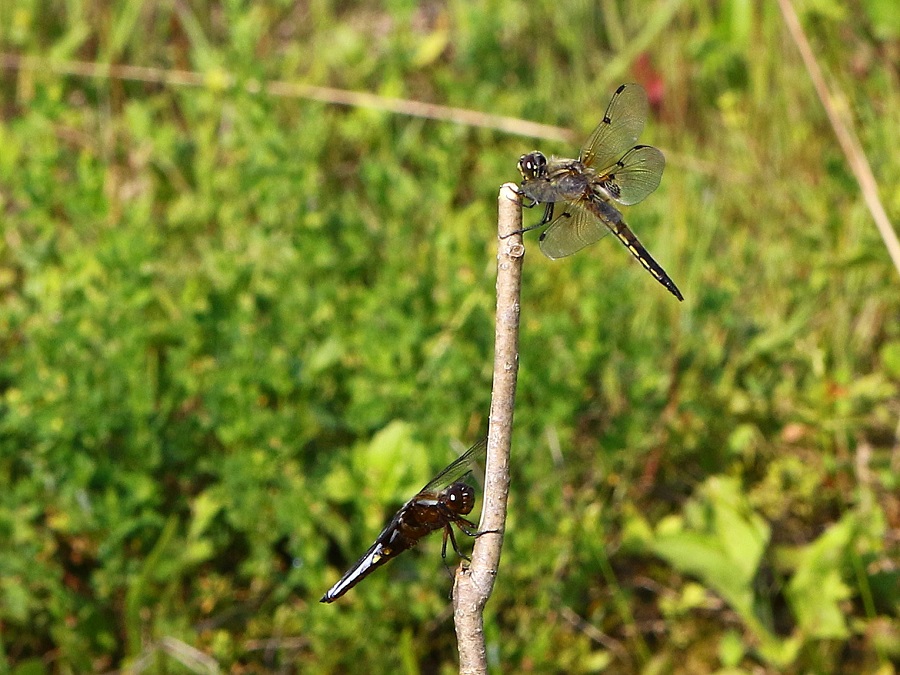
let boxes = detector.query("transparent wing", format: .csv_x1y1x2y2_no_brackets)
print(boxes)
597,145,665,206
579,83,648,170
420,437,487,494
539,200,611,260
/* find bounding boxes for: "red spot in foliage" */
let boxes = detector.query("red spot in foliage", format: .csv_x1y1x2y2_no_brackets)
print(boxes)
633,53,665,112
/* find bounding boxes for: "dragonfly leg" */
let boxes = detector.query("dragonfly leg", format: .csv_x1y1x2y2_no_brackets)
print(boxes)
501,221,547,238
501,200,557,239
509,184,536,207
441,527,450,559
445,525,470,561
503,184,536,209
500,186,552,239
539,201,555,225
454,517,501,539
537,210,573,244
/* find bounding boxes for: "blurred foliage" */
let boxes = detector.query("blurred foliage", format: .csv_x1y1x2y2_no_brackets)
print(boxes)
1,0,899,672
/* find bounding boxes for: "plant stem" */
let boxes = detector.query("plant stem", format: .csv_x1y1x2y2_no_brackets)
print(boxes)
776,0,900,276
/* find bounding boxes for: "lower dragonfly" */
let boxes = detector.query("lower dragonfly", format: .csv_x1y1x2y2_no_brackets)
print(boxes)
512,83,683,302
321,437,493,603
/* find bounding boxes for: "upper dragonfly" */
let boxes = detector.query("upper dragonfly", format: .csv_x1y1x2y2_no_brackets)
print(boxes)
321,437,491,603
515,83,683,301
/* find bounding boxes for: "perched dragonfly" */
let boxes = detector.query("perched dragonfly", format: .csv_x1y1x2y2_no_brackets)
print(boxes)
321,437,491,603
514,83,683,301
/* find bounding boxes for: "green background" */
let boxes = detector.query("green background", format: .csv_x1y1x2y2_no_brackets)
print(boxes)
1,0,898,672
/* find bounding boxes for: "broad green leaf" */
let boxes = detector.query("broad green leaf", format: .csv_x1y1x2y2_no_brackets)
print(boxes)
784,513,856,639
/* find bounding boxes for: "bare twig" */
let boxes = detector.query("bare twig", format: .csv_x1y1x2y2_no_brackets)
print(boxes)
108,637,221,675
453,184,523,674
776,0,900,277
558,605,631,666
0,53,574,143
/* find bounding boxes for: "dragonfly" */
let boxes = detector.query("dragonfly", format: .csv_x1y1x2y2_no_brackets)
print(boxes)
321,437,492,603
514,83,683,301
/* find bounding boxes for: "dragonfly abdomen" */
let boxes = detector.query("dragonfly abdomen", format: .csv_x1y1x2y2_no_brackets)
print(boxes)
585,198,684,301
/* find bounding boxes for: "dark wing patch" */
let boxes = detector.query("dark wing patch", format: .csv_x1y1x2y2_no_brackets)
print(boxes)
597,145,665,206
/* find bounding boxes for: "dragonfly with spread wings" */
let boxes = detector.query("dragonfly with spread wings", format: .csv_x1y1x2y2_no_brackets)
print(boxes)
515,83,683,301
321,437,491,603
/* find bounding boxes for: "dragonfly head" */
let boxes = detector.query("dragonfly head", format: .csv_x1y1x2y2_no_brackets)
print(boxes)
443,483,476,515
518,152,548,180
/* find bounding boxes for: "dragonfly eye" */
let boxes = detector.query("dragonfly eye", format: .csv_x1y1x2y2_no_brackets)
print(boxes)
445,484,476,515
518,152,547,179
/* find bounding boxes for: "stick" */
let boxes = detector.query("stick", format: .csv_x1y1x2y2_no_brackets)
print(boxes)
776,0,900,276
0,54,574,144
453,184,524,674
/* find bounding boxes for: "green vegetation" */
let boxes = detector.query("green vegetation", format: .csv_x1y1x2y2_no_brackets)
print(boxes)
1,0,898,672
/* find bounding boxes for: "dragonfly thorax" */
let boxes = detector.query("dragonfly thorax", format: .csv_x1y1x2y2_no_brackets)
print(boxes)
518,151,548,180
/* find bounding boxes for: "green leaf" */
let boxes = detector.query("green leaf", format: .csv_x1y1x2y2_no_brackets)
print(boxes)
862,0,900,38
881,340,900,379
413,27,450,67
651,477,771,636
784,513,856,639
352,421,429,504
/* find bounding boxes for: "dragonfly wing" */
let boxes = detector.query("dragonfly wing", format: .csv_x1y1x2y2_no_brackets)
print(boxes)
579,83,648,170
420,437,487,494
539,200,611,260
599,145,665,206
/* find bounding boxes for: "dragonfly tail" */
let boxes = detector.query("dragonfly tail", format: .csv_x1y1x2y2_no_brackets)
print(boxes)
612,225,684,301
